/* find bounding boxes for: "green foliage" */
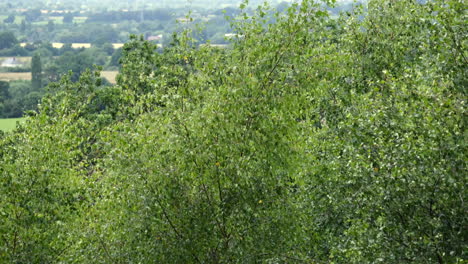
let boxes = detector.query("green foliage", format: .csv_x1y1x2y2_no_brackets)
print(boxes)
0,31,18,50
0,81,9,100
0,80,44,118
3,14,15,24
31,53,42,91
53,51,95,82
0,0,466,263
0,44,28,56
57,24,120,44
63,12,74,24
47,20,55,32
20,20,26,33
24,9,41,23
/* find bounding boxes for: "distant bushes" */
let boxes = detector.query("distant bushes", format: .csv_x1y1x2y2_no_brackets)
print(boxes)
87,9,173,23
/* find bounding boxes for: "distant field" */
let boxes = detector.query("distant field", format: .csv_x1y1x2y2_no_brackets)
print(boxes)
74,16,88,23
0,118,24,131
32,16,87,25
0,71,118,84
101,71,118,84
112,43,125,49
0,72,31,81
19,43,125,49
48,16,64,24
0,56,32,63
0,15,25,24
51,43,92,49
0,56,31,69
0,15,86,25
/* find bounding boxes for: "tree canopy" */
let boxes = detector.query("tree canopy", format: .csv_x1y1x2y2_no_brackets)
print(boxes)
31,53,42,91
0,0,466,263
0,31,18,50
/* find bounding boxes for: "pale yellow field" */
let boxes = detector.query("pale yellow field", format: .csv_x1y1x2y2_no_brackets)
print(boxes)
101,71,118,84
51,43,92,49
0,71,118,84
112,43,125,49
0,72,31,81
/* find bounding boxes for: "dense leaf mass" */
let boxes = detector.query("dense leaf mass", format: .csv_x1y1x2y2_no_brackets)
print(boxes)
0,0,466,263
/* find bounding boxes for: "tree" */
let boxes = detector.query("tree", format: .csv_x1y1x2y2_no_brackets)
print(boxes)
0,31,18,50
0,44,28,56
100,43,115,56
0,81,9,102
0,81,25,118
54,51,94,82
3,14,15,24
20,19,26,33
22,91,42,113
31,54,42,91
24,9,41,23
47,20,55,32
109,47,122,67
63,12,74,23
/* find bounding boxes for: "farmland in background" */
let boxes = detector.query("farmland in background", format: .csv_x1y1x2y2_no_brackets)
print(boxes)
0,71,117,83
0,118,23,131
100,71,118,84
0,57,32,64
0,56,31,70
33,16,88,25
0,72,31,81
0,15,25,24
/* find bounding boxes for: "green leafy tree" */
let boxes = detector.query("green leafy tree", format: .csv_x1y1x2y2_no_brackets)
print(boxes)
47,20,55,32
3,14,15,24
0,0,465,263
109,47,123,67
0,81,9,100
100,43,115,56
0,31,18,50
31,53,42,91
54,51,94,82
20,19,26,33
63,12,74,24
0,81,10,117
24,9,41,23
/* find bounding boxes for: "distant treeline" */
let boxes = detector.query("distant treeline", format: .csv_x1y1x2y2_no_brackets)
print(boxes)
87,10,173,22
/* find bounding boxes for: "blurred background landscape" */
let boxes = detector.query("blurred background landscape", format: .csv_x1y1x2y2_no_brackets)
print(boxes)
0,0,358,122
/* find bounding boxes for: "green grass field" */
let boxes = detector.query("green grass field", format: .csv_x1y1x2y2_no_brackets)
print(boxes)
0,15,25,24
0,118,24,131
33,16,88,25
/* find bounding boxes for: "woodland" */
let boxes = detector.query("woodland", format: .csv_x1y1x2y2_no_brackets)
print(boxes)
0,0,466,263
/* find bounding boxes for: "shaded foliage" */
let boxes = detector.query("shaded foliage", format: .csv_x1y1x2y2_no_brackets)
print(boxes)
0,31,18,50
